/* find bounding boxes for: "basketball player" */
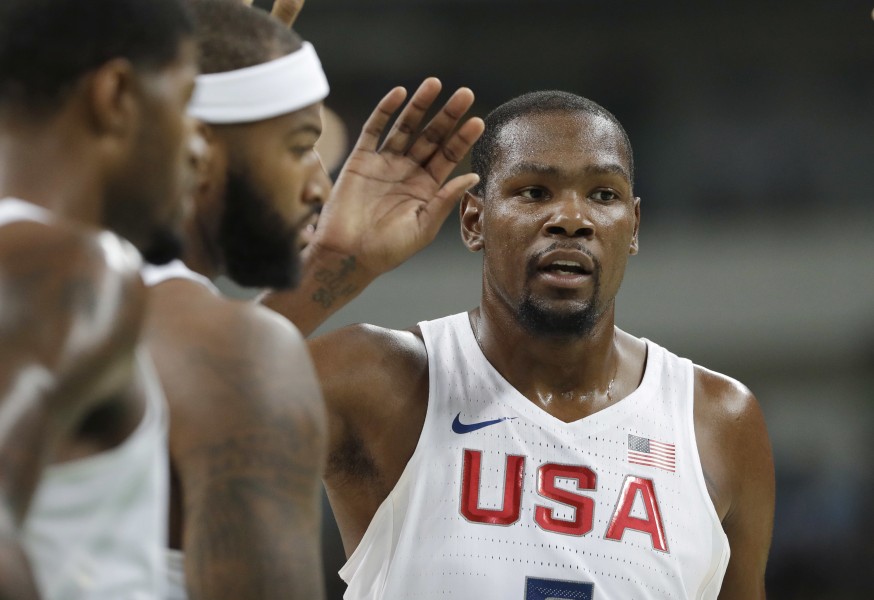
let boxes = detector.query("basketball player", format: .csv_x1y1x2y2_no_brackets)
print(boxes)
0,0,196,598
143,1,483,598
266,92,775,598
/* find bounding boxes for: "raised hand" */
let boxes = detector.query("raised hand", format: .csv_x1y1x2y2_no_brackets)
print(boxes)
309,78,485,279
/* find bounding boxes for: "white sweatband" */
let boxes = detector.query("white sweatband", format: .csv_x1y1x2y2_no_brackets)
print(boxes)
188,42,329,124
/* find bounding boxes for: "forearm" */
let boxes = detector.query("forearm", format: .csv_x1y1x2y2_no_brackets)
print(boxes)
262,245,377,337
0,523,40,600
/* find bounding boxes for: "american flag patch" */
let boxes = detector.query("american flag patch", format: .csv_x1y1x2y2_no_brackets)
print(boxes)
627,434,676,472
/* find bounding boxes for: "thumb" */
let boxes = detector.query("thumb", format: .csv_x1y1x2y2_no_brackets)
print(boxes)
419,173,480,236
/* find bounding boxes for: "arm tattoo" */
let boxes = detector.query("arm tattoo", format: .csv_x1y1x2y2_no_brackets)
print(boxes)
312,256,358,309
184,430,323,598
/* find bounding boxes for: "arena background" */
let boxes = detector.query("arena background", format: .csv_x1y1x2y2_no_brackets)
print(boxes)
238,1,874,597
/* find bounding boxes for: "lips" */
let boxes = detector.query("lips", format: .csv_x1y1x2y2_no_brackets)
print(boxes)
536,250,595,275
532,248,596,289
296,209,321,249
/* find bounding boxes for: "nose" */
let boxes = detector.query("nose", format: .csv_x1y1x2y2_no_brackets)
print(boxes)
303,151,333,210
542,192,594,239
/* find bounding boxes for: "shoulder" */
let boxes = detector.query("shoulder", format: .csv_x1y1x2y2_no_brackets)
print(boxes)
148,285,317,397
692,365,765,442
309,323,427,391
691,364,773,521
148,289,326,466
0,221,145,362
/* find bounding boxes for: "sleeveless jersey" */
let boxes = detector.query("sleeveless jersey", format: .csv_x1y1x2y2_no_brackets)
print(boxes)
141,259,218,600
0,198,170,599
141,259,219,294
340,312,730,600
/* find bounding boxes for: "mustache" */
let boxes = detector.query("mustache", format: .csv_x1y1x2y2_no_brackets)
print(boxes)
525,242,601,278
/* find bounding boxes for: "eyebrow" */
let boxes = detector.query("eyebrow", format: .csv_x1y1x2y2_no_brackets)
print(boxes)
289,124,323,137
505,161,630,182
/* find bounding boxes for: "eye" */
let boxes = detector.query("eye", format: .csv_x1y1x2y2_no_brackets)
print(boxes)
590,189,619,202
519,187,549,201
289,145,315,158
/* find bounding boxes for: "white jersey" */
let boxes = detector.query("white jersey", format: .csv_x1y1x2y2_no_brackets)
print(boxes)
0,198,170,599
141,259,217,600
141,259,219,294
340,312,730,600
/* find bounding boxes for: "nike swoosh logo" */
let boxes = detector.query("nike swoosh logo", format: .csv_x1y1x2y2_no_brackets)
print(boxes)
451,412,516,434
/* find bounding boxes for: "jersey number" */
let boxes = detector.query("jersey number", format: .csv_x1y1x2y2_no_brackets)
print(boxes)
525,577,594,600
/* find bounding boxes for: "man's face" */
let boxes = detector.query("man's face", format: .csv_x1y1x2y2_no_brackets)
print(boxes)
217,102,329,289
469,110,640,338
105,39,198,265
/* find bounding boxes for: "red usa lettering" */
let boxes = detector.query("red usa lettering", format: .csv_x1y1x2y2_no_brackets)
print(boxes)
459,449,669,553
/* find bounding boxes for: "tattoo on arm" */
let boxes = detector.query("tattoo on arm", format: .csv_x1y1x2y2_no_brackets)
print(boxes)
183,430,324,599
312,256,358,309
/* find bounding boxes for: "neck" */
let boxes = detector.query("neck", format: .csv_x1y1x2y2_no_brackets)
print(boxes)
473,293,619,420
0,119,103,225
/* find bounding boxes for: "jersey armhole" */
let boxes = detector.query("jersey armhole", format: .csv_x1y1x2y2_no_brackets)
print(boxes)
685,360,731,595
338,321,442,594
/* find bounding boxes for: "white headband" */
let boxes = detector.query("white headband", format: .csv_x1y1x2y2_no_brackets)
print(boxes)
188,42,329,124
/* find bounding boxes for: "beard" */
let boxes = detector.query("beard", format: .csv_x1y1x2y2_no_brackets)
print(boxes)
516,245,603,338
217,168,302,289
141,228,185,266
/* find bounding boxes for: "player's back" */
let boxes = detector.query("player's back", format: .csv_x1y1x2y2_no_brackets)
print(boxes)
0,197,169,599
340,312,729,600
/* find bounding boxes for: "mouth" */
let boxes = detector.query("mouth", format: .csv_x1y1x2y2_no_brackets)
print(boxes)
296,208,321,249
533,250,596,288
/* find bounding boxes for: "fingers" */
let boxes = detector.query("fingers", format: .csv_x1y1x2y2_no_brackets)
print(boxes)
354,87,408,153
271,0,305,27
379,78,443,154
424,116,485,184
405,86,476,165
418,173,481,238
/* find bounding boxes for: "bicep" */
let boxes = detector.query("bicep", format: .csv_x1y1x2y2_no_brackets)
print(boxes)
307,325,425,458
162,310,326,598
716,390,775,599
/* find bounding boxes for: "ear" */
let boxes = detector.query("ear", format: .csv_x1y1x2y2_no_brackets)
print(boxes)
87,58,138,138
629,196,641,255
460,191,485,252
191,120,228,210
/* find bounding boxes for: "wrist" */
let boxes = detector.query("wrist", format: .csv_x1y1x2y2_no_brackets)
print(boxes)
301,242,377,308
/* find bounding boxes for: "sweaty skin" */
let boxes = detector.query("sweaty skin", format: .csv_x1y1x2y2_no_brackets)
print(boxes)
269,111,774,599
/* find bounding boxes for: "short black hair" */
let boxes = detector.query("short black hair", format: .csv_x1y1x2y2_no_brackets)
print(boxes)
0,0,193,112
188,0,302,74
470,91,634,196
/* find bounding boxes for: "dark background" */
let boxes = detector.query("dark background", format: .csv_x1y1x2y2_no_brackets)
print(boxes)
249,1,874,597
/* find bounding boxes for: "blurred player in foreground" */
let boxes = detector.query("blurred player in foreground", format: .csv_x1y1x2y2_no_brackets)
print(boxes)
143,1,483,598
267,92,775,598
0,0,196,597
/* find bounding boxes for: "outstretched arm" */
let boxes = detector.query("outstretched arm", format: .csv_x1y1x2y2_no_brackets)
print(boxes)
263,79,484,335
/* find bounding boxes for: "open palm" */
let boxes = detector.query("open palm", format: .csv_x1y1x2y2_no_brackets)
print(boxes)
311,78,485,277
